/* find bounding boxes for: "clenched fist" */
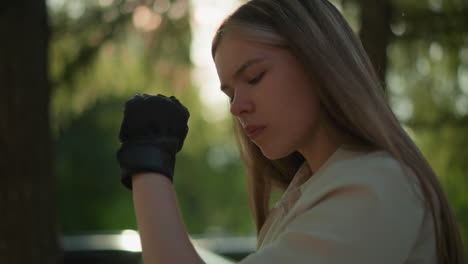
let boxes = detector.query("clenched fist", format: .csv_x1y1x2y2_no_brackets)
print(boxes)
117,94,190,189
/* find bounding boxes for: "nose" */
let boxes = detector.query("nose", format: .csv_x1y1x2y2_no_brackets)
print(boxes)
230,94,255,117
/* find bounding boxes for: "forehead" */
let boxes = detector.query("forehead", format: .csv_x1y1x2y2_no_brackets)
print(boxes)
214,34,279,75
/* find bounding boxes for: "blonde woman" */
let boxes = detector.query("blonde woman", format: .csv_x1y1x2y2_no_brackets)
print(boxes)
116,0,465,263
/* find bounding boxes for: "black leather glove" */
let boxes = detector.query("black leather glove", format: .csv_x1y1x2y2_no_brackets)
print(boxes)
117,94,190,189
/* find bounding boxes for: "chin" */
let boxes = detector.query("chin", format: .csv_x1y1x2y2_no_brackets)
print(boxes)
259,146,295,160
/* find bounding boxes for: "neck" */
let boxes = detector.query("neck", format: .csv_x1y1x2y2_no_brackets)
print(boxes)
298,119,344,173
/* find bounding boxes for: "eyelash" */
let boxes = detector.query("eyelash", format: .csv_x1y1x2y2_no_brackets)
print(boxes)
248,71,266,85
229,72,266,103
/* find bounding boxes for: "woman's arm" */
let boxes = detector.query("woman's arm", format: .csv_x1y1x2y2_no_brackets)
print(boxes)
132,172,205,264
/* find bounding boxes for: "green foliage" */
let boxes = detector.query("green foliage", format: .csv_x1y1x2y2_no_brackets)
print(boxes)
49,0,468,248
55,90,255,235
54,91,255,234
56,97,137,231
385,0,468,248
49,0,255,236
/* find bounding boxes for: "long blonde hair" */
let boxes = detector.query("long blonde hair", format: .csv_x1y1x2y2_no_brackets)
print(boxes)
211,0,465,263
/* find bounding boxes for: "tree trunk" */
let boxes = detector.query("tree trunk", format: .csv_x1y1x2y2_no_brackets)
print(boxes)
358,0,393,89
0,1,62,263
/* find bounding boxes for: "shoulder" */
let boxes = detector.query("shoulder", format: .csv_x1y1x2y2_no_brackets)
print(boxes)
298,149,424,210
245,150,428,264
240,150,429,264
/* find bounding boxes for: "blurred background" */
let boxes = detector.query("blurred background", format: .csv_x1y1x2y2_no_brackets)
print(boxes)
1,0,468,263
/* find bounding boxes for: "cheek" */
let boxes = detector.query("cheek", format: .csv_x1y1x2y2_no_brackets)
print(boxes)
267,85,321,153
254,68,321,159
289,86,322,138
281,94,321,143
269,76,320,124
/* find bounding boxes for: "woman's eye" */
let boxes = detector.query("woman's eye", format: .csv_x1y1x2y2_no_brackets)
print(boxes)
228,72,265,103
248,72,265,85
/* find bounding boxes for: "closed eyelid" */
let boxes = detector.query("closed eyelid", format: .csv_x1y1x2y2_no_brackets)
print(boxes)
246,65,266,78
220,58,266,92
248,71,266,83
226,70,265,104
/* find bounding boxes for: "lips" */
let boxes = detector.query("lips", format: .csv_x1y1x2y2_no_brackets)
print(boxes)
244,125,266,139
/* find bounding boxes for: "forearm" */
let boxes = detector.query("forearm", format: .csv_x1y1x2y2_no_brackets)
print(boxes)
132,172,204,264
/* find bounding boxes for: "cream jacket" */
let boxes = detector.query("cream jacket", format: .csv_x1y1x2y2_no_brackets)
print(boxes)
239,146,436,263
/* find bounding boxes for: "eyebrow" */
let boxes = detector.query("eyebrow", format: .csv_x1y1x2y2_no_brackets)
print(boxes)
220,58,265,92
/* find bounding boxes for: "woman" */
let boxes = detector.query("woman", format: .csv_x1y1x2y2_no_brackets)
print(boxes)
116,0,465,263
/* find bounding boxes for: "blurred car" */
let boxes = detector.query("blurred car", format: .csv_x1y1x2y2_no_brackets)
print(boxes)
62,230,255,264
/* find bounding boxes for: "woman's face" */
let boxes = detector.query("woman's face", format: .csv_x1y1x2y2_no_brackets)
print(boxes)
214,33,325,160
